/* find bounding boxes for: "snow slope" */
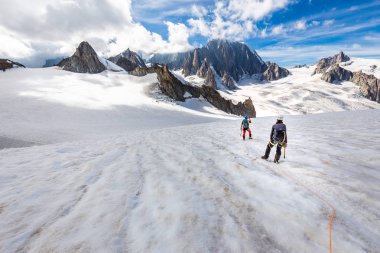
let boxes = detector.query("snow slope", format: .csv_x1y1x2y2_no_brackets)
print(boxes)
177,65,380,117
340,57,380,79
0,110,379,253
0,68,232,145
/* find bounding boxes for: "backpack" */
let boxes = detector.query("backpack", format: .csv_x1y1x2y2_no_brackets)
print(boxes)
242,118,249,128
273,123,286,141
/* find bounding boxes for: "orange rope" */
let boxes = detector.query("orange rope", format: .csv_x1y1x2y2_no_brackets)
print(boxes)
278,169,335,253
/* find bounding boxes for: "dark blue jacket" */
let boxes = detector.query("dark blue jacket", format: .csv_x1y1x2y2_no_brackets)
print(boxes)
270,122,287,143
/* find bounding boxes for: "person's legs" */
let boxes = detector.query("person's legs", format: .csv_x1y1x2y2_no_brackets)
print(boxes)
274,143,283,162
242,129,246,140
262,142,274,159
248,129,252,139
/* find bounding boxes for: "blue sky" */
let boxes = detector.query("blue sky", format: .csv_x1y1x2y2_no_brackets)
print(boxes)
1,0,380,67
131,0,380,66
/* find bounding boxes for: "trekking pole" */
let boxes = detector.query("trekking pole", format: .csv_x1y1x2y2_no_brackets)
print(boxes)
284,146,286,159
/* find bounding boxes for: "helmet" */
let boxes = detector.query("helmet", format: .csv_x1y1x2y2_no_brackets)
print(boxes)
277,115,284,121
244,116,248,119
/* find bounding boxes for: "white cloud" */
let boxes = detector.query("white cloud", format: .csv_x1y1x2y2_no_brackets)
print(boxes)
0,0,193,66
164,22,193,52
188,0,293,41
226,0,293,21
311,20,320,26
271,25,286,35
259,28,268,38
323,19,335,26
294,20,307,30
191,5,208,18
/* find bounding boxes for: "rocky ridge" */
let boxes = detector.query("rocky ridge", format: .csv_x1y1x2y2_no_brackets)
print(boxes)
0,59,25,71
263,62,290,81
108,49,146,72
313,51,350,75
316,52,379,103
131,64,256,117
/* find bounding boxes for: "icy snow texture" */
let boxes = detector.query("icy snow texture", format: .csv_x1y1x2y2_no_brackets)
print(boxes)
0,110,379,252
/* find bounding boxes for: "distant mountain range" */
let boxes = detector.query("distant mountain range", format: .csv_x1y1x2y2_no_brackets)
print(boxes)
3,40,378,115
150,39,289,89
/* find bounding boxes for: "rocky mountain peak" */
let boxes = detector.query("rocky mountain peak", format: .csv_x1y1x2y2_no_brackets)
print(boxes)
263,62,290,81
58,41,106,73
336,51,350,63
148,39,289,90
108,48,146,72
313,51,350,75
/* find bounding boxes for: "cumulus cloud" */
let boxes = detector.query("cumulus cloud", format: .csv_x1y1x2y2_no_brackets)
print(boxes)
188,0,293,41
0,0,193,66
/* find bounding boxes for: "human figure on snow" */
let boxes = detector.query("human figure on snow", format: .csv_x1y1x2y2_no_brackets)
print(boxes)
261,116,287,163
241,116,252,140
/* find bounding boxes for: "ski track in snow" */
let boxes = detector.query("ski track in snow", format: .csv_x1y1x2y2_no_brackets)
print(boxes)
1,110,379,253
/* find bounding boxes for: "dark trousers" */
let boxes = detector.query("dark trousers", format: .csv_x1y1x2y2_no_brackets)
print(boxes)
264,141,283,160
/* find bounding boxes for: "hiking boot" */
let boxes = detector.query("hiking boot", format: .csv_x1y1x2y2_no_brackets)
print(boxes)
261,155,268,160
243,136,245,140
274,154,280,163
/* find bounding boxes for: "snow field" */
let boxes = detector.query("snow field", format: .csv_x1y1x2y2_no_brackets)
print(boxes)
0,110,379,253
0,68,232,145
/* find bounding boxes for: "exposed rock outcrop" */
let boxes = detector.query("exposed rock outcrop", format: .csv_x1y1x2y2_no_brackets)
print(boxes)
315,52,380,103
108,49,146,72
196,59,210,78
221,73,237,89
313,51,350,75
321,65,353,83
262,62,290,81
58,41,105,73
351,71,380,102
204,68,217,89
130,65,256,117
0,59,25,71
129,65,160,76
293,64,309,68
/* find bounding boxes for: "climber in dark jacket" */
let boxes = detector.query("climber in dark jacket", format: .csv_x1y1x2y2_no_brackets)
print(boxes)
261,116,287,163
